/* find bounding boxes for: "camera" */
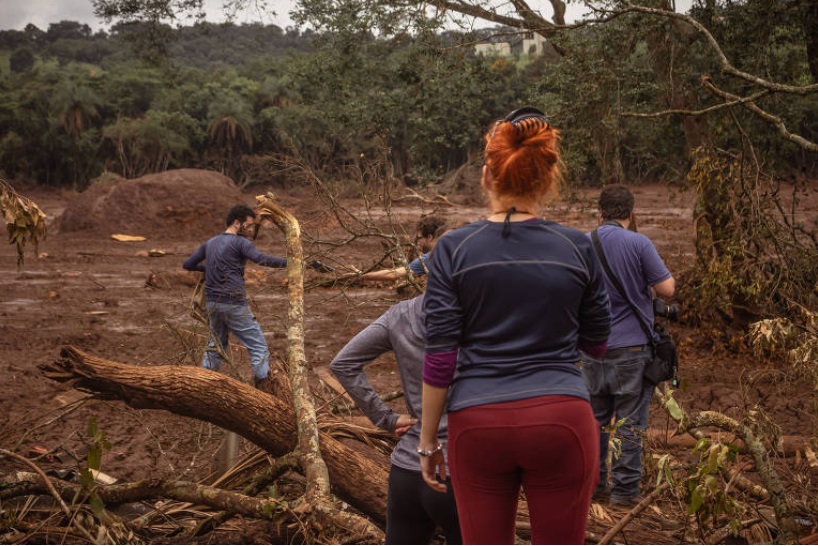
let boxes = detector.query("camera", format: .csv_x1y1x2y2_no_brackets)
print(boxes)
653,298,679,321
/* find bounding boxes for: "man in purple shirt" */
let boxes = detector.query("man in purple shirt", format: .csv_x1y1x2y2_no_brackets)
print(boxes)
581,184,675,506
183,204,287,387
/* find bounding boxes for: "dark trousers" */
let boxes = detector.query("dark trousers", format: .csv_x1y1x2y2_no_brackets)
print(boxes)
447,395,598,545
581,346,653,500
386,465,462,544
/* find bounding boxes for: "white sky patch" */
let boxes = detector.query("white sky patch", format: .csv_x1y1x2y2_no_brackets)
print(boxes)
0,0,297,32
0,0,693,33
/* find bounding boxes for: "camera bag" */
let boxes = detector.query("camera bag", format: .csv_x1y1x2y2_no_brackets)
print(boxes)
591,229,678,387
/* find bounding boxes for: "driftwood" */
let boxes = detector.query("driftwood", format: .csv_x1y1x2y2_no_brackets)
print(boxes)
41,347,390,527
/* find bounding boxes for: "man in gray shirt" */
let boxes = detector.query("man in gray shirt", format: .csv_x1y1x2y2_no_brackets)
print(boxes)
331,295,461,544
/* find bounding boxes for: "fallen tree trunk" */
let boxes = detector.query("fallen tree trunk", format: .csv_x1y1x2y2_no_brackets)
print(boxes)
40,346,389,523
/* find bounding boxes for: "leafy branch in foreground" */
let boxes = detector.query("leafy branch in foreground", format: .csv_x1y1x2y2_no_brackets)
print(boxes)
653,387,802,544
0,180,47,267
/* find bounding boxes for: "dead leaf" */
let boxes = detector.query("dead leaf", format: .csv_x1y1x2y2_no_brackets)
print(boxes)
111,234,146,242
590,502,613,522
805,446,818,468
28,445,62,463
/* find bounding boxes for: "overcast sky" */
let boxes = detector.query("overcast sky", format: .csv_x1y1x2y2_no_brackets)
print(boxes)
0,0,297,32
0,0,693,33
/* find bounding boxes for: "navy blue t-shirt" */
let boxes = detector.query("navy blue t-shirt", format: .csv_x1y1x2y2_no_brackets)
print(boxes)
424,219,611,412
183,233,286,304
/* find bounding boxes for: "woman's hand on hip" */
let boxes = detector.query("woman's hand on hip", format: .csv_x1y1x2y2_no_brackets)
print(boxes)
393,414,417,437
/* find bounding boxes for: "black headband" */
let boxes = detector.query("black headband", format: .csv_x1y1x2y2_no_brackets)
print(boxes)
503,106,549,131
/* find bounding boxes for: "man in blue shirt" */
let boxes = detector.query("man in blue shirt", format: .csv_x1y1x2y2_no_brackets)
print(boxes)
359,215,447,283
581,184,675,506
183,204,287,388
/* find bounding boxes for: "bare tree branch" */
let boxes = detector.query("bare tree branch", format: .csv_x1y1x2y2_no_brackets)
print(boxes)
0,449,71,517
622,89,771,118
255,194,333,506
701,77,818,153
620,1,818,95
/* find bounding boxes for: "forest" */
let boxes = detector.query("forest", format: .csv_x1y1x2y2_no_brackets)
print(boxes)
1,0,814,191
1,0,818,544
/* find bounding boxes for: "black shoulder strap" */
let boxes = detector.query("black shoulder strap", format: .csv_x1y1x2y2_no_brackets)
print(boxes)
591,228,655,346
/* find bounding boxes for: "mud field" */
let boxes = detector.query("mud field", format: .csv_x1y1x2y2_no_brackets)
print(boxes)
1,170,817,544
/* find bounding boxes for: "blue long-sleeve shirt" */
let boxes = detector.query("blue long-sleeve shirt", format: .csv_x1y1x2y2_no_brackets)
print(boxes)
182,233,286,304
424,219,611,412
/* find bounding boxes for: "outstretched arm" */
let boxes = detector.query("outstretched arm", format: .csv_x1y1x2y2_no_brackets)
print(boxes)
360,254,429,282
241,239,287,268
359,266,408,282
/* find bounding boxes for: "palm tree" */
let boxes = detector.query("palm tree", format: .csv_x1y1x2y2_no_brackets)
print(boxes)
51,81,101,139
207,94,254,181
50,81,103,187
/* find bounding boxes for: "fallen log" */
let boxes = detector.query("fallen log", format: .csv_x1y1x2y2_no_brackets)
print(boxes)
647,427,815,458
40,346,389,524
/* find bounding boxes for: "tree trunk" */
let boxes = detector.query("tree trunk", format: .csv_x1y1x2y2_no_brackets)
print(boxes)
800,0,818,83
40,347,390,523
256,193,333,507
643,0,711,152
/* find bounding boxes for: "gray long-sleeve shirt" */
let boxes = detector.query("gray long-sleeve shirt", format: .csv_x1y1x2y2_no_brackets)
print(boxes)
330,295,448,473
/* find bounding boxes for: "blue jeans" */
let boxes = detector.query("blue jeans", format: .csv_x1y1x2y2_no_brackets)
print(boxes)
581,347,653,501
202,301,270,381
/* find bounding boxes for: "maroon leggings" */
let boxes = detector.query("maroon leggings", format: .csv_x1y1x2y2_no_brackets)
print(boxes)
447,395,599,544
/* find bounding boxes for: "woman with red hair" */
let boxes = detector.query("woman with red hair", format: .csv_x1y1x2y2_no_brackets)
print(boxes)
418,107,611,544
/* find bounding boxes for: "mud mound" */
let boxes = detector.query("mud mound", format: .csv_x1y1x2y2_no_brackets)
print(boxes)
57,169,247,239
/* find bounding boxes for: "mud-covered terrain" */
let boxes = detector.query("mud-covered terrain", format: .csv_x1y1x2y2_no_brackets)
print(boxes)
2,171,816,544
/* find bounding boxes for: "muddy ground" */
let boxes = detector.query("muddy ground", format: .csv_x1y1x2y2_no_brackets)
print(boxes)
1,171,816,544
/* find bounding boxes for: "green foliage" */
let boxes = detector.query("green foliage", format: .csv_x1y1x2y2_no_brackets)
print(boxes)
78,416,113,529
1,0,816,189
103,110,197,177
85,416,112,472
684,147,818,329
536,16,691,187
685,438,742,532
9,47,35,73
